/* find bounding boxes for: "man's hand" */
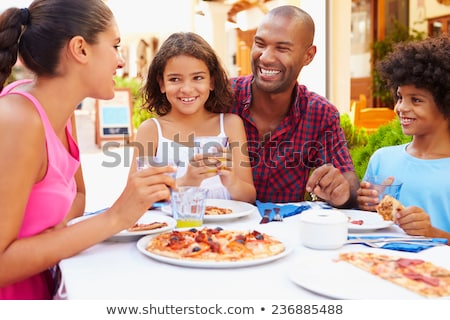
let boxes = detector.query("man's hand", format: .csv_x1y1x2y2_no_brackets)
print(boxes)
306,164,358,208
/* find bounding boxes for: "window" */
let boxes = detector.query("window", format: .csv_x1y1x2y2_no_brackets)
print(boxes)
428,14,450,37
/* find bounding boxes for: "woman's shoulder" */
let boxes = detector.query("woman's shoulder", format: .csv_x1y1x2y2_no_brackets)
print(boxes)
0,95,45,154
0,93,41,128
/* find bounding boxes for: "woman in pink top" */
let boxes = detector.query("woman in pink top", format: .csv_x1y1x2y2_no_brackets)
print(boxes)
0,0,175,300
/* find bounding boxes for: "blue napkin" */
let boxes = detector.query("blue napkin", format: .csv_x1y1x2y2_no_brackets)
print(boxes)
348,236,448,253
255,201,315,222
84,207,109,216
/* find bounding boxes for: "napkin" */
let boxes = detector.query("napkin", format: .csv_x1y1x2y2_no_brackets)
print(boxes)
348,236,448,253
255,201,331,222
84,207,109,216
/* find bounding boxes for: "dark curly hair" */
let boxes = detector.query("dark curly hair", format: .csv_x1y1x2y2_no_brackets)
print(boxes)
142,32,232,116
377,34,450,120
0,0,113,91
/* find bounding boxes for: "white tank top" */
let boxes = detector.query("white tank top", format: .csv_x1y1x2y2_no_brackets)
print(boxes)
151,113,230,199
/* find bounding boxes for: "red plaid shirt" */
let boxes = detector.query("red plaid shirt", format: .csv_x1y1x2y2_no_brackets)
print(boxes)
230,75,355,203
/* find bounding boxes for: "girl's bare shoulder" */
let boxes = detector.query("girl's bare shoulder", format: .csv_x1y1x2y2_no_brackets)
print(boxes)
134,117,159,140
223,113,244,125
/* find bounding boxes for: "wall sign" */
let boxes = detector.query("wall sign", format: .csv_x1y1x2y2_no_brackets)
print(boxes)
95,88,133,147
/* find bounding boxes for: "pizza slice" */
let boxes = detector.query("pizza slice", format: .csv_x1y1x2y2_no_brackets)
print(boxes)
377,195,404,221
127,221,168,232
338,252,450,298
205,206,233,215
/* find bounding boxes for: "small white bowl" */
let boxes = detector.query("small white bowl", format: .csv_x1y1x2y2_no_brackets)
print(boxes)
299,209,348,250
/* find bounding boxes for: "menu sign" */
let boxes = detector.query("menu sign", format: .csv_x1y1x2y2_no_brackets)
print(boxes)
95,88,133,146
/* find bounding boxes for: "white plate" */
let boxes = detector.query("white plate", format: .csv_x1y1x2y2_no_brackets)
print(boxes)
68,211,176,242
161,199,257,222
288,252,448,299
136,233,293,268
341,209,394,231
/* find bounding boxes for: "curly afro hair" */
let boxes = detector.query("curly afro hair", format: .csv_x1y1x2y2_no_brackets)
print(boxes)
376,34,450,120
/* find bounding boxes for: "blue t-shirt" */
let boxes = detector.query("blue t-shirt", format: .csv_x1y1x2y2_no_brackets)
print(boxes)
364,144,450,232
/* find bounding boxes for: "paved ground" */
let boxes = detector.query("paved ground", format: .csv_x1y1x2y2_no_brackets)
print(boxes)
75,107,131,213
75,109,98,154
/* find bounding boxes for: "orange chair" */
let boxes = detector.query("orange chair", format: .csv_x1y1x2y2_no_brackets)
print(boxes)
349,94,397,133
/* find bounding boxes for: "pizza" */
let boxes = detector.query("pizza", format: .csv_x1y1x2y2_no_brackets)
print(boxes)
338,252,450,298
145,227,285,262
127,221,168,232
205,206,232,215
349,219,364,225
377,195,404,221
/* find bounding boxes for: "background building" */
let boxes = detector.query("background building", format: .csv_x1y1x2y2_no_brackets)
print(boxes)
2,0,450,113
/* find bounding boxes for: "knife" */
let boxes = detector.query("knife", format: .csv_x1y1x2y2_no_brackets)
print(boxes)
259,209,271,224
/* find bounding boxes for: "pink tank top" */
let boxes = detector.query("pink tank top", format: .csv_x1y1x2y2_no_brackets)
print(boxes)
0,79,80,299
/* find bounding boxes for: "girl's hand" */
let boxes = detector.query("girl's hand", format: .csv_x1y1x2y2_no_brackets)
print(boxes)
215,150,235,186
178,153,222,186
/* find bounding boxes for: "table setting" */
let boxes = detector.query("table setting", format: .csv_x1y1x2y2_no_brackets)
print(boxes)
161,198,256,222
255,200,322,223
68,210,177,242
286,249,447,300
59,197,450,300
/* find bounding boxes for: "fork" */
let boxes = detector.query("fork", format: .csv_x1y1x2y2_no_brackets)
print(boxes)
309,192,319,201
357,241,445,249
346,238,445,248
272,207,283,222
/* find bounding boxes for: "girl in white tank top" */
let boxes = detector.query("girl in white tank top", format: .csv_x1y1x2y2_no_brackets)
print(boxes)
151,114,230,199
130,32,256,203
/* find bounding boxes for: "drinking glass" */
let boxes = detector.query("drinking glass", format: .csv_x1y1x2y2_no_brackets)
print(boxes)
365,175,402,202
171,186,208,228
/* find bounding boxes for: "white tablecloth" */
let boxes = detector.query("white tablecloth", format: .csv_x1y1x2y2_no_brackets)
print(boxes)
58,205,450,300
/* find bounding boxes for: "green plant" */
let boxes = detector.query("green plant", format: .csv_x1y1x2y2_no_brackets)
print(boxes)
371,20,425,107
113,76,154,129
340,113,369,150
349,119,412,180
132,104,154,130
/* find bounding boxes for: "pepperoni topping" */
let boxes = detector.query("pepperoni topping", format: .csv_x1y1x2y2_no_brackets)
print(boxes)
251,230,264,240
397,258,425,268
208,241,221,253
403,272,440,286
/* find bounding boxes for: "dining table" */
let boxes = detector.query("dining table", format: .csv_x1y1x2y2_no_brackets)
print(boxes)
57,201,450,300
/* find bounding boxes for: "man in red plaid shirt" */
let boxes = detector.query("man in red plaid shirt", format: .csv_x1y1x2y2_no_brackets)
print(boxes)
230,5,359,207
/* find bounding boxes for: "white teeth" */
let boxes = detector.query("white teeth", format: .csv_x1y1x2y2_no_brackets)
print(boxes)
260,68,280,75
180,97,195,102
400,117,414,124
